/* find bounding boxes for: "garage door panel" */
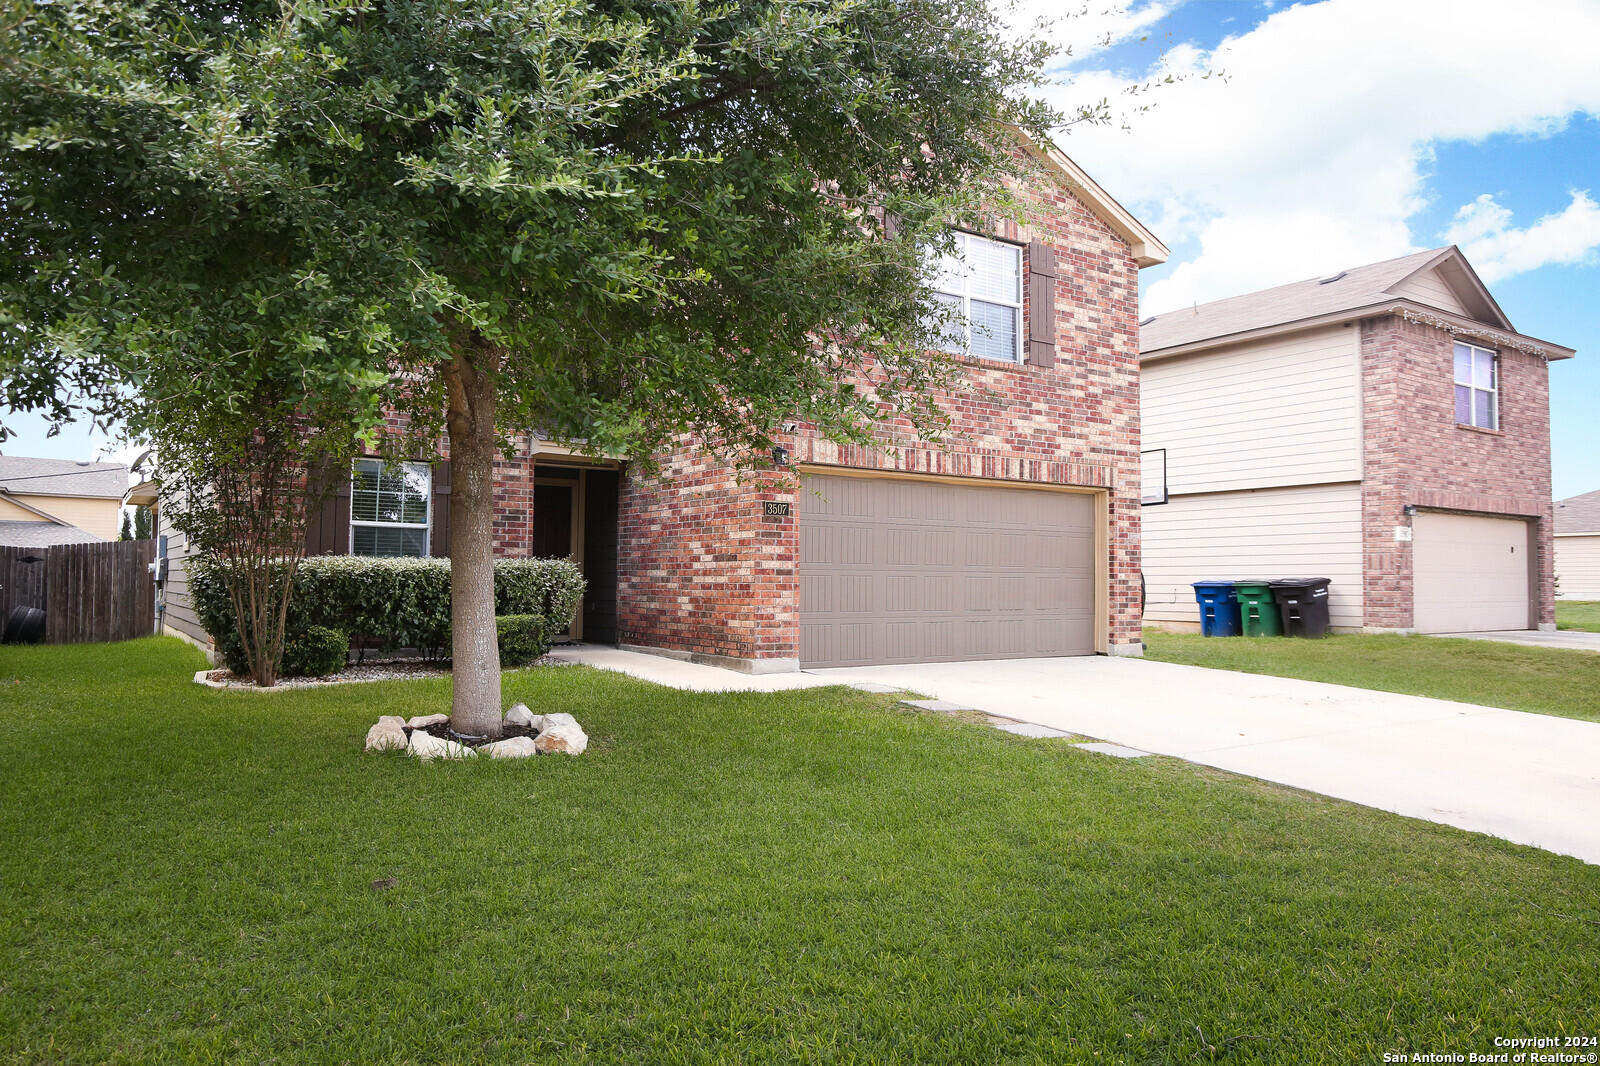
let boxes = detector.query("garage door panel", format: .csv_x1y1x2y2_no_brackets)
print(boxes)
800,473,1099,667
1413,513,1530,633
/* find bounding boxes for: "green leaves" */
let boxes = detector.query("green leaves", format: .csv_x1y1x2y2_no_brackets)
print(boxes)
188,554,587,666
0,0,1061,472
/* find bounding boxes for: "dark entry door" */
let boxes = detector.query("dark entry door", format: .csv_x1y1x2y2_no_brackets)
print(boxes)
533,484,574,558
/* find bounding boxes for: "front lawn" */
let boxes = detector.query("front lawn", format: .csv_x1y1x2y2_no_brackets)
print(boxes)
1,639,1595,1064
1557,599,1600,632
1143,629,1600,724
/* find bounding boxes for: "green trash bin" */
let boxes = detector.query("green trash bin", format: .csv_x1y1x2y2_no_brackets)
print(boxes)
1234,581,1281,637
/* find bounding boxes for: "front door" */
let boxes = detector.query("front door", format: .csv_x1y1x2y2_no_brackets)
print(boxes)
533,483,574,558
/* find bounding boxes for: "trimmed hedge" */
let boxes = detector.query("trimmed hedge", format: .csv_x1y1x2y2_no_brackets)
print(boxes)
283,626,350,678
188,556,586,673
496,614,548,667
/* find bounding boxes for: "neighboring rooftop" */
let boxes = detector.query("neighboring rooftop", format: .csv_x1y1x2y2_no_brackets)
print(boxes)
0,520,104,548
0,455,129,499
1555,489,1600,535
1140,245,1573,358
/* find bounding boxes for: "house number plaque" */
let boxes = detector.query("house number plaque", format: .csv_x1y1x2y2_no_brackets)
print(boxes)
762,502,791,517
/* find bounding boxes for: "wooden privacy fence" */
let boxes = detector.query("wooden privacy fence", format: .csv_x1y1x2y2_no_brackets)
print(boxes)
0,541,155,644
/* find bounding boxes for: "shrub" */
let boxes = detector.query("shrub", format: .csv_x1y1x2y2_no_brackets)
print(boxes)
187,556,586,666
497,614,550,667
282,626,350,677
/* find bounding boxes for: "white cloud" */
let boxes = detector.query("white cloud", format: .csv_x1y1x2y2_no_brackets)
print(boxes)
1443,191,1600,282
1004,1,1177,66
1037,0,1600,313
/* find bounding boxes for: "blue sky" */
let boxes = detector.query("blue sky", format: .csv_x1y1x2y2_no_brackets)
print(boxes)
5,0,1599,499
1029,0,1600,499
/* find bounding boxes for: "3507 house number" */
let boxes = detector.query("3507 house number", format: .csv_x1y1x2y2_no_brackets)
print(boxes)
762,502,791,518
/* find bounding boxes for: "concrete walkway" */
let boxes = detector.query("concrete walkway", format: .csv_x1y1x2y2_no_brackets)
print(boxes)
547,645,836,692
1431,629,1600,653
550,645,1600,865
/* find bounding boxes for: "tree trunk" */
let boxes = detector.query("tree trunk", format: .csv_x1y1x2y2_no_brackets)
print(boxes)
444,341,503,737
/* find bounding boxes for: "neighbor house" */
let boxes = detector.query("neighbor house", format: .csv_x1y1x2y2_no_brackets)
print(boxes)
1554,489,1600,600
1139,247,1574,634
160,139,1169,669
0,456,128,548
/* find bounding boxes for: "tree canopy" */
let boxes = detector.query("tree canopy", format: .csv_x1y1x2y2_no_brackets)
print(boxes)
0,0,1067,729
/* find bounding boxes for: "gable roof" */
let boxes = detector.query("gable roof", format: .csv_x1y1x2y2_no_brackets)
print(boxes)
0,520,103,547
1140,246,1575,360
0,456,129,499
1007,127,1170,269
1555,489,1600,535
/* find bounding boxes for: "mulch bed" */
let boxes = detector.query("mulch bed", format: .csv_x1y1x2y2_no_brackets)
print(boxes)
202,653,573,690
413,720,540,747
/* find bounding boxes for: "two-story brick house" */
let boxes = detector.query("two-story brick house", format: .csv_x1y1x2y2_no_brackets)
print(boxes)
161,140,1169,669
1139,246,1575,634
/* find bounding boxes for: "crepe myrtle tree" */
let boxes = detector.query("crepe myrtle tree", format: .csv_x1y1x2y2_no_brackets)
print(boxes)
0,0,1083,737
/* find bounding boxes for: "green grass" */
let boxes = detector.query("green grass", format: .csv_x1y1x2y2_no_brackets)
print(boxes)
1143,629,1600,724
2,638,1597,1064
1557,600,1600,632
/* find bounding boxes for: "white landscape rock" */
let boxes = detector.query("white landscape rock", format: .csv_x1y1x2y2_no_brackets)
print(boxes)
503,704,540,730
539,712,580,731
534,722,588,755
364,721,408,752
483,736,539,759
409,729,476,761
406,713,449,729
376,715,407,728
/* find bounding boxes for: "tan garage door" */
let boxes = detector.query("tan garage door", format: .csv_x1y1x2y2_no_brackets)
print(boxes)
1413,513,1531,633
799,473,1097,668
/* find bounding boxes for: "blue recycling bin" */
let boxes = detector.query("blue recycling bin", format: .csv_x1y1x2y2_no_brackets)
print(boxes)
1192,580,1242,637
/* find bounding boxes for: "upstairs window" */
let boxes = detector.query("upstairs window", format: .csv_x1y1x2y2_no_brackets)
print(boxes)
351,459,432,557
1454,341,1498,430
929,233,1022,363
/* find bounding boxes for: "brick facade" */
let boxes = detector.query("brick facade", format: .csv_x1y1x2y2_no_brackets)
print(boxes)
1359,314,1556,630
616,174,1145,666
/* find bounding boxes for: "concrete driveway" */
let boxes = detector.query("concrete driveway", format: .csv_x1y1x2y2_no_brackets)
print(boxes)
1431,629,1600,653
808,656,1600,865
552,645,1600,865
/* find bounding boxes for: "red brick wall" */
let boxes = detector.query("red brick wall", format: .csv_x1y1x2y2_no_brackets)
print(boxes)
617,175,1145,664
1360,314,1555,629
490,447,535,558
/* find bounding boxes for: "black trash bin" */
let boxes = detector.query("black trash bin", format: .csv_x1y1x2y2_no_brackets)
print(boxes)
1269,578,1332,638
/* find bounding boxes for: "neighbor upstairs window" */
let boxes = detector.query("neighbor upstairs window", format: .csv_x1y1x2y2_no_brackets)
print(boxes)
351,459,432,557
1454,341,1498,430
929,233,1022,363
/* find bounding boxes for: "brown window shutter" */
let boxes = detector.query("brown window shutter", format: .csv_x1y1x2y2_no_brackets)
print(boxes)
882,210,901,240
430,460,451,558
305,461,352,555
1026,239,1057,368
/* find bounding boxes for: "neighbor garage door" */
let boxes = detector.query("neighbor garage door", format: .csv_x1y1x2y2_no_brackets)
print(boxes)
799,473,1097,668
1412,512,1531,633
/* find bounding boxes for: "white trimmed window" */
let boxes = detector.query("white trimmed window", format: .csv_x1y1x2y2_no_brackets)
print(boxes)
350,459,432,557
929,233,1022,363
1454,341,1498,430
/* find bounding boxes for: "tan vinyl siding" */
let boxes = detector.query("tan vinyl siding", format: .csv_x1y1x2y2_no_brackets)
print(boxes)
0,494,120,539
157,516,211,648
1389,267,1468,315
1555,534,1600,600
1141,326,1361,495
1140,482,1365,630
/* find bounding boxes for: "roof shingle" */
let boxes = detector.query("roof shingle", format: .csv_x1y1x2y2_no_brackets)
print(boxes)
0,521,105,547
1555,489,1600,535
0,456,129,499
1140,249,1450,354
